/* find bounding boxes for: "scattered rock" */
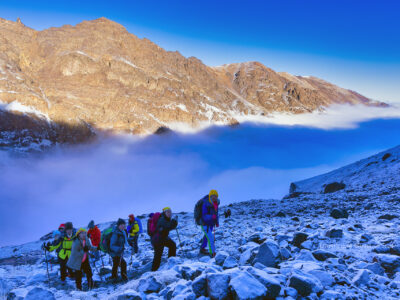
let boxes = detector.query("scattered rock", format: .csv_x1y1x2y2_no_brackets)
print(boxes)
215,251,229,266
351,269,371,286
244,267,281,299
360,233,374,244
275,211,286,217
24,288,55,300
288,270,322,297
292,232,309,248
222,256,238,269
253,241,280,267
382,153,392,161
138,276,162,294
312,250,337,261
325,229,343,238
206,273,230,299
116,290,142,300
229,271,267,299
377,254,400,275
330,208,349,219
192,274,207,298
378,214,398,220
324,182,346,194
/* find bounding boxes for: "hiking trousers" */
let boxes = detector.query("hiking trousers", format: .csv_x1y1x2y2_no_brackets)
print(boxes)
59,257,74,281
111,256,127,279
200,225,215,255
75,258,93,290
151,237,176,271
128,235,139,254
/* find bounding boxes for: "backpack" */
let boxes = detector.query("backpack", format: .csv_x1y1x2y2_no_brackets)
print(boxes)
99,227,113,253
137,218,143,234
147,213,161,237
194,198,204,225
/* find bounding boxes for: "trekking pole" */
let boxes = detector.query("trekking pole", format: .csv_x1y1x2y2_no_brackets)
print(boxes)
91,254,103,282
175,228,182,247
44,249,51,288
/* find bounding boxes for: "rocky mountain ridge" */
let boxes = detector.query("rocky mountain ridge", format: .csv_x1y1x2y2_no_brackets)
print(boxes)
0,17,386,151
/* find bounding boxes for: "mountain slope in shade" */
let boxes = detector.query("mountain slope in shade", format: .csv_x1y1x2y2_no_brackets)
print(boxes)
0,17,386,150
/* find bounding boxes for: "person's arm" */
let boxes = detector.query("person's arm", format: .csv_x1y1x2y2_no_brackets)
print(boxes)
48,238,62,252
202,202,213,223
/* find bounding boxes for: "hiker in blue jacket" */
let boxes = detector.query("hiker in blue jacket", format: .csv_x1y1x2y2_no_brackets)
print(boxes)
109,218,128,281
200,189,220,257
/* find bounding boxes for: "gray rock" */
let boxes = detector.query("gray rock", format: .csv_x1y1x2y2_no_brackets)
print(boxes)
351,269,371,286
360,233,374,244
330,208,348,219
288,270,322,297
378,214,398,220
365,262,385,275
207,273,230,299
377,254,400,274
138,276,162,293
239,247,257,266
296,249,316,261
312,249,337,261
229,271,267,299
373,245,390,253
307,270,334,288
253,241,280,267
245,267,281,299
279,247,291,260
24,288,55,300
292,232,309,248
215,251,229,266
192,274,207,297
325,228,343,238
222,256,238,269
116,290,142,300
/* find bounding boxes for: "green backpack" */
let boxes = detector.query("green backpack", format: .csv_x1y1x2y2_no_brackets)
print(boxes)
99,227,113,253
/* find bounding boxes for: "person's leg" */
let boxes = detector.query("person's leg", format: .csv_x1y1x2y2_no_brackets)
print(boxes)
200,225,208,250
120,257,127,280
111,256,120,278
82,259,93,289
75,269,83,290
59,258,67,281
151,244,164,271
202,226,215,255
133,235,139,254
165,238,176,257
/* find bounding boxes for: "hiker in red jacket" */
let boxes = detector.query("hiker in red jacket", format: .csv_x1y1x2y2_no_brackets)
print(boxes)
87,220,101,260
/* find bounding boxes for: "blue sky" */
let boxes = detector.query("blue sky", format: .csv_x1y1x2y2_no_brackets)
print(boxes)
1,0,399,103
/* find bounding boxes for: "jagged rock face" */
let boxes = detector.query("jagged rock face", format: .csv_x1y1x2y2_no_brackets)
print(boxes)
0,17,385,145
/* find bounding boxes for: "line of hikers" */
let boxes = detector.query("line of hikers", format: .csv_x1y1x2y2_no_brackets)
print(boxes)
41,190,222,290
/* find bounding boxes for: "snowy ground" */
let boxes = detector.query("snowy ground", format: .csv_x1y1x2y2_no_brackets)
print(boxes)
1,146,400,299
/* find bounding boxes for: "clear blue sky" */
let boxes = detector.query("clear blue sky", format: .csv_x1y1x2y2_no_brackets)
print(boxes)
1,0,399,103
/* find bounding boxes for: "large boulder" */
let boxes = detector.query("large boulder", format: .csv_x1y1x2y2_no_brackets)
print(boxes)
307,270,334,288
229,271,267,300
116,290,142,300
223,256,238,269
24,288,55,300
365,262,385,276
325,228,343,238
378,214,398,221
192,274,207,298
207,273,230,300
296,249,316,262
330,208,348,219
253,241,280,267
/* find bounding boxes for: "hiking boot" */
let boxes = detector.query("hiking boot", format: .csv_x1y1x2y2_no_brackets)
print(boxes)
121,274,128,282
199,248,208,255
211,252,216,258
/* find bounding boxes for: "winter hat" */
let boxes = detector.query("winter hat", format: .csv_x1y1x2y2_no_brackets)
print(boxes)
163,207,171,212
117,218,126,226
129,214,135,222
87,220,95,229
76,228,87,237
209,190,218,197
58,224,65,230
53,230,61,238
65,222,73,230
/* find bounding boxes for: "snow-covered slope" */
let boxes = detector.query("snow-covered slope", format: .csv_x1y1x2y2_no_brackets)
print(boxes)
1,146,400,299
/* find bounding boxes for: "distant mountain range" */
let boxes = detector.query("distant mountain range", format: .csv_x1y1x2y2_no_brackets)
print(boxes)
0,17,387,151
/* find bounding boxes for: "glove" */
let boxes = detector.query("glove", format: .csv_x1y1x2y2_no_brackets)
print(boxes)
212,215,217,220
83,245,90,252
171,219,178,228
42,242,50,251
216,223,219,228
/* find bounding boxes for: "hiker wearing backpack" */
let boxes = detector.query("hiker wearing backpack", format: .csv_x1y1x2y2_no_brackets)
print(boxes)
198,190,220,257
87,220,101,260
109,218,128,281
67,228,97,290
149,207,178,271
45,222,76,281
127,214,140,254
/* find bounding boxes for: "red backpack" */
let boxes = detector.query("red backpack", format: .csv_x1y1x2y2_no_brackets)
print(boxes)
147,212,161,237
